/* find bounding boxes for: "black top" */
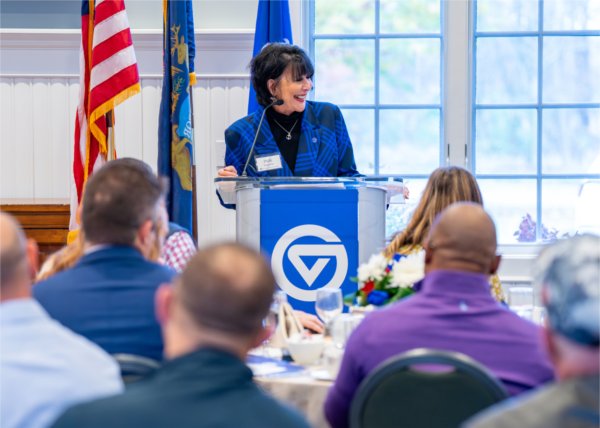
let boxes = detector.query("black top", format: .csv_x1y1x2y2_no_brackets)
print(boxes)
266,108,303,173
52,347,310,428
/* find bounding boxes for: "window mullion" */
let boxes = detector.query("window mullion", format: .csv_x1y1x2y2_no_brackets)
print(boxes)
443,0,473,169
374,0,380,175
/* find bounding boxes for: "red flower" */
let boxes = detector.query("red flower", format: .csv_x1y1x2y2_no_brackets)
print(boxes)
362,280,375,294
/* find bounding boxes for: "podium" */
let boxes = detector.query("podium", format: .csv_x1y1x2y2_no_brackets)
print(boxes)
215,177,389,313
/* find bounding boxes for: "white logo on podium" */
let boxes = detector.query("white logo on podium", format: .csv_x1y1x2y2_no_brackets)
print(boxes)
271,225,348,301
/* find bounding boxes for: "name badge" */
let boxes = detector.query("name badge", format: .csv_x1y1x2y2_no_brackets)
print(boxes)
255,153,283,172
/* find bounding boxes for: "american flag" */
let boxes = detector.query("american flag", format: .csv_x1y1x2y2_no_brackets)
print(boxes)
71,0,140,231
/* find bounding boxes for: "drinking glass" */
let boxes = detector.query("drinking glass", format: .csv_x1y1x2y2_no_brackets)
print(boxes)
262,291,288,357
508,286,534,321
330,313,363,349
315,288,343,326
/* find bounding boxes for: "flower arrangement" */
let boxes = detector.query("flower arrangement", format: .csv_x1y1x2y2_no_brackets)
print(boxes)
347,251,425,307
514,213,559,242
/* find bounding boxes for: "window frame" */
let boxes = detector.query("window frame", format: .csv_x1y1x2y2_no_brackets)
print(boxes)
304,0,600,273
471,0,600,242
307,0,446,180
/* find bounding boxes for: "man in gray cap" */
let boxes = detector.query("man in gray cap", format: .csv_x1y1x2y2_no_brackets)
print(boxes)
465,234,600,428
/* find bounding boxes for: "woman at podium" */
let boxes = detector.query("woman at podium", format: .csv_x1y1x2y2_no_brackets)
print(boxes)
217,43,361,178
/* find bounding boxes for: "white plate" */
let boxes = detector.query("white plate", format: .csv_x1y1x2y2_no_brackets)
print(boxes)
310,369,335,381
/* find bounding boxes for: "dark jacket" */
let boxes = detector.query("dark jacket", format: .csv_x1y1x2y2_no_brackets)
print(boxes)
51,348,311,428
34,246,175,361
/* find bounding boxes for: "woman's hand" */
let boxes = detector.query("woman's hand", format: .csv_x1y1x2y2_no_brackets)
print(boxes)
294,310,325,334
217,166,238,177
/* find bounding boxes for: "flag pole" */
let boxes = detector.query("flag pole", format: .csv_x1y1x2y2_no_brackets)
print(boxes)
106,110,116,161
190,86,197,242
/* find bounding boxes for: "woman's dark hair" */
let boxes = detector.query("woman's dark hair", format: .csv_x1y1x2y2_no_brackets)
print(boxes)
250,43,314,107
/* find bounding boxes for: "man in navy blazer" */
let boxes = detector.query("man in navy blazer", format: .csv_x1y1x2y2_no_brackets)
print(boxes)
34,159,175,361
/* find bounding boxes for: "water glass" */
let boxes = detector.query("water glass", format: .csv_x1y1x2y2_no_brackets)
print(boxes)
509,286,534,321
315,288,343,325
330,314,363,349
261,291,288,356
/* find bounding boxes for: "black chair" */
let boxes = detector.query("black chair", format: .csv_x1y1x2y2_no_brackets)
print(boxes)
349,348,509,428
112,353,161,384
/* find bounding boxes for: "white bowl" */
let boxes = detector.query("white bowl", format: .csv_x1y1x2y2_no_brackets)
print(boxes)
286,334,325,365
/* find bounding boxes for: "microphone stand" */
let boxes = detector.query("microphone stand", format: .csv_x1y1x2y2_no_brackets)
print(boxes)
241,98,284,177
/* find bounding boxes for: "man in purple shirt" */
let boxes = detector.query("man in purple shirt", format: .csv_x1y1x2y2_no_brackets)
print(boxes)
324,203,554,428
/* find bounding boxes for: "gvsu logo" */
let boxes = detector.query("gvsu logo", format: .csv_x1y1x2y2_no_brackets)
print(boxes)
271,225,348,301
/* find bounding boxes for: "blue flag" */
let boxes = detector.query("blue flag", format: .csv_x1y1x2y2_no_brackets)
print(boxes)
158,0,196,232
248,0,293,114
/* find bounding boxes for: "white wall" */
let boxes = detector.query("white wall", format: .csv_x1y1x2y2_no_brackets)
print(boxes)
0,0,259,31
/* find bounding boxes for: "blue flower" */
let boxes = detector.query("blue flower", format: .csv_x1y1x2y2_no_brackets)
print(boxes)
367,290,388,306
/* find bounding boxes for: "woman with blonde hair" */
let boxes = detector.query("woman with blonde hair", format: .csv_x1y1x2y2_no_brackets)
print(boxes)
384,166,505,302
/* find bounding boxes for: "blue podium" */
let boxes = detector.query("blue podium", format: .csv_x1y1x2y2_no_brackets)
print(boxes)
215,177,387,314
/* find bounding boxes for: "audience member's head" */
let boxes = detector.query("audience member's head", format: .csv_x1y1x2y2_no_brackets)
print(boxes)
36,230,85,282
82,158,166,257
424,202,500,276
0,212,37,301
533,234,600,380
156,243,275,359
147,201,169,262
384,166,483,258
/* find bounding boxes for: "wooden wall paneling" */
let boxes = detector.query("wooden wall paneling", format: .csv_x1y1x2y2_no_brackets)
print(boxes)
0,200,70,263
0,78,17,197
204,78,236,246
32,78,53,198
227,79,249,125
140,78,161,170
66,79,79,207
193,79,215,247
114,84,144,161
48,79,72,198
13,78,35,198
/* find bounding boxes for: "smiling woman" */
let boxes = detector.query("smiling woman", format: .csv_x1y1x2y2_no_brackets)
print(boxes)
217,43,362,179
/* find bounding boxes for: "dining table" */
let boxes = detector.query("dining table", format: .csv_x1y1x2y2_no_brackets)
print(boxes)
249,350,338,428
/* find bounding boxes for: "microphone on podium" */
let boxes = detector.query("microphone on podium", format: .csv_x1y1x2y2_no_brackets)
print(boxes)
241,98,284,177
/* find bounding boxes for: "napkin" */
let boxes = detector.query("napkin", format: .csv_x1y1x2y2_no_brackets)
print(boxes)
269,302,304,348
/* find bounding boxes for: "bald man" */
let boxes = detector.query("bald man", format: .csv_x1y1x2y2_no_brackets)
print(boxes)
325,203,554,428
0,213,122,428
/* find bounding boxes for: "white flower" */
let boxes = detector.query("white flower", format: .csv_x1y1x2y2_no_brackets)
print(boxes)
390,251,425,289
357,253,389,284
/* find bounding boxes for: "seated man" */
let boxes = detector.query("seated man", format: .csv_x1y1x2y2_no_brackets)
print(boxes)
51,243,310,428
325,203,554,428
0,213,122,428
34,158,176,361
465,234,599,428
160,221,196,273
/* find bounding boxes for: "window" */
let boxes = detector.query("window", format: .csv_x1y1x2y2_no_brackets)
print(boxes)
310,0,600,243
473,0,600,243
309,0,443,236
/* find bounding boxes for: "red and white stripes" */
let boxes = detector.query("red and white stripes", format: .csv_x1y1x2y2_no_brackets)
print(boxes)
71,0,139,232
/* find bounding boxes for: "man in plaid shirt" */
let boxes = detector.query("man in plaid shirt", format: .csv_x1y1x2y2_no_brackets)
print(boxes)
161,223,196,273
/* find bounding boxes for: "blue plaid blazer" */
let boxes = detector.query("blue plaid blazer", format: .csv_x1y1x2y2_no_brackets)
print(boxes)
224,101,360,177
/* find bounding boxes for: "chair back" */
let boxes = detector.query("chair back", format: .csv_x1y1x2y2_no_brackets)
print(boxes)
112,353,161,384
349,348,509,428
